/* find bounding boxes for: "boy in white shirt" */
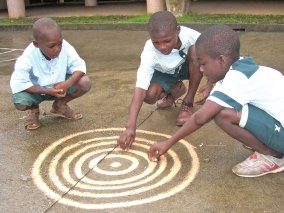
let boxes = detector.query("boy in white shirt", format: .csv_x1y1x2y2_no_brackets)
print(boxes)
117,11,212,150
10,18,91,130
148,24,284,178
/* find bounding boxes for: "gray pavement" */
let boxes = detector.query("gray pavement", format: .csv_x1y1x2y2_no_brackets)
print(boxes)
0,29,284,213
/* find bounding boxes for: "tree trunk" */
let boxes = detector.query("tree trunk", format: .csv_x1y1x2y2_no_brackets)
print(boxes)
166,0,191,16
146,0,166,14
7,0,26,18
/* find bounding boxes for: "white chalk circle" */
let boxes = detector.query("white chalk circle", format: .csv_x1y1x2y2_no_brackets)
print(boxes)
0,48,23,63
32,128,199,209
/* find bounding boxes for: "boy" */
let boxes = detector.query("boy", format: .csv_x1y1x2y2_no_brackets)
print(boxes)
148,24,284,178
10,18,91,130
117,11,212,150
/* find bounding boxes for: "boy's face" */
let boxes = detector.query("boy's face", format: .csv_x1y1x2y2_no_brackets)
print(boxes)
149,26,181,55
196,49,228,84
33,30,63,60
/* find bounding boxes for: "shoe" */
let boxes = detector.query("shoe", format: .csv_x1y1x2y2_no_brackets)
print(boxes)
50,102,83,120
25,106,40,130
176,101,194,126
232,151,284,177
156,82,186,109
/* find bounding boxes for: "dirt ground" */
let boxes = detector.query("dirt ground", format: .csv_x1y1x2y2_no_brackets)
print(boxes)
0,28,283,212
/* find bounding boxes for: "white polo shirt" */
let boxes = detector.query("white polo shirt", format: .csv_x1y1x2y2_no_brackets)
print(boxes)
10,39,86,94
208,56,284,127
136,26,200,90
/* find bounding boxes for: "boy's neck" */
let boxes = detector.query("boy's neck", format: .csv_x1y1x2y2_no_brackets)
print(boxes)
40,50,51,60
174,37,182,50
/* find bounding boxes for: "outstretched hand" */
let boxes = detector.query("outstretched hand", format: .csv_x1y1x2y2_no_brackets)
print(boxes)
117,128,136,151
148,140,172,162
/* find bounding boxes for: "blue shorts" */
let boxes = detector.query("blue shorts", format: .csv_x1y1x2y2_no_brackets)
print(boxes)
12,75,76,107
150,60,189,92
241,104,284,153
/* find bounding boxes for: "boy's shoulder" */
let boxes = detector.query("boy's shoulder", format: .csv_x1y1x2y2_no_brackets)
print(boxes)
179,26,200,37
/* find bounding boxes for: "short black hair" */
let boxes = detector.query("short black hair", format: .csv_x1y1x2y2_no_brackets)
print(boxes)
32,17,60,40
147,11,177,34
195,25,240,61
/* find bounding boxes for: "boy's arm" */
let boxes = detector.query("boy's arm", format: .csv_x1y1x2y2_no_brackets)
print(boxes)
24,71,84,97
195,80,214,105
148,100,223,161
25,85,65,97
117,87,146,151
53,71,84,92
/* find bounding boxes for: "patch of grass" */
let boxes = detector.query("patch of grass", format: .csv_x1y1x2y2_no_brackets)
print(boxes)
0,13,283,25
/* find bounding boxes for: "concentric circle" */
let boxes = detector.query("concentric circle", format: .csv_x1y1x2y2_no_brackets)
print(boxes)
0,48,23,63
32,128,199,209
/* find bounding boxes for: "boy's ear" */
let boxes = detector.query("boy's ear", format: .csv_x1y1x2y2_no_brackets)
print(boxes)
218,55,226,64
33,40,39,48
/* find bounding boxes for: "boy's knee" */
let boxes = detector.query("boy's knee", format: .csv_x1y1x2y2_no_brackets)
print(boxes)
144,90,159,104
78,75,92,92
144,97,155,105
14,103,29,111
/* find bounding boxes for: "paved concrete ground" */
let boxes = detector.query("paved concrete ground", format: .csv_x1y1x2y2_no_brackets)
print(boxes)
0,28,283,212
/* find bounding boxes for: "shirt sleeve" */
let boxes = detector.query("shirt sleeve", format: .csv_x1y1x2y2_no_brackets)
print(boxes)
135,41,155,90
10,54,34,94
208,71,249,111
65,41,86,74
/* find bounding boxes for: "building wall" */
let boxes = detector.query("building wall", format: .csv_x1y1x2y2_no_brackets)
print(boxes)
0,0,30,10
0,0,7,10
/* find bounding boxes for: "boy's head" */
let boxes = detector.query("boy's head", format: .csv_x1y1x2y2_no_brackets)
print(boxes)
32,17,63,60
147,11,180,55
195,24,240,83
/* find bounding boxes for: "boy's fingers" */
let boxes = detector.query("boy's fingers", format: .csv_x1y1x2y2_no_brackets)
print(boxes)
149,149,159,162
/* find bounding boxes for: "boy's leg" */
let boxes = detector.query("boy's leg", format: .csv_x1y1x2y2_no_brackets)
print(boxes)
144,83,164,104
156,81,186,109
214,106,284,177
12,92,44,130
176,45,203,126
148,71,186,107
51,75,91,120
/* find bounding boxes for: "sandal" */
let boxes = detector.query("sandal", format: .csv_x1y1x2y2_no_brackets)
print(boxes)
50,103,83,120
25,107,40,130
156,82,186,109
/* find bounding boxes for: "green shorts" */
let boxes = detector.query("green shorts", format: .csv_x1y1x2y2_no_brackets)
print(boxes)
12,75,76,107
243,104,284,153
150,60,189,92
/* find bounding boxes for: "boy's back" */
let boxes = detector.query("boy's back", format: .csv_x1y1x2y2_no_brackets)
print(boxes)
209,56,284,126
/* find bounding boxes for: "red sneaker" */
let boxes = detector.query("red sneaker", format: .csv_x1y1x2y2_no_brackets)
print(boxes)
232,152,284,177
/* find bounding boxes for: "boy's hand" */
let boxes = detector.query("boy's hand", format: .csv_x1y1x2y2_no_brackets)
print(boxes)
53,81,70,96
48,88,66,97
148,140,172,162
117,128,136,151
195,82,214,105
